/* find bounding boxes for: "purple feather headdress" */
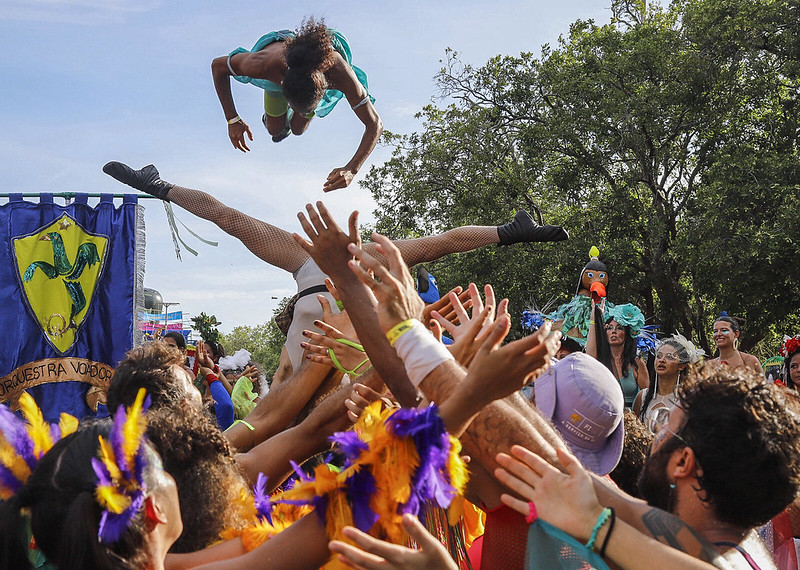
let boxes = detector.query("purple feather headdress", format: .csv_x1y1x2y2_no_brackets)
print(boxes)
91,388,151,544
0,393,78,500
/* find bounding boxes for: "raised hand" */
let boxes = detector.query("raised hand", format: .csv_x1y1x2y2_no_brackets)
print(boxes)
195,341,215,369
431,283,494,341
301,321,369,377
293,202,361,282
496,446,603,543
463,319,560,405
239,365,260,381
328,514,458,570
346,233,425,333
421,286,469,328
343,383,384,423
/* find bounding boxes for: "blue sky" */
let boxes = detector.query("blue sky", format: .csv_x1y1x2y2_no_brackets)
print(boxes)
0,0,610,333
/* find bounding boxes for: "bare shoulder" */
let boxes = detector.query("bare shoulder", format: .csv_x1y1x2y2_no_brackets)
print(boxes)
233,45,284,79
741,352,763,372
325,54,362,94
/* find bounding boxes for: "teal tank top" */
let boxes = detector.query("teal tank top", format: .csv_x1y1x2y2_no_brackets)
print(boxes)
619,366,638,407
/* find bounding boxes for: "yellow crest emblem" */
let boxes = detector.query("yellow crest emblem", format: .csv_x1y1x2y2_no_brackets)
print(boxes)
13,214,108,354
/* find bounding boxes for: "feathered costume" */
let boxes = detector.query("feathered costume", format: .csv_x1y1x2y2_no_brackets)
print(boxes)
91,388,151,544
227,402,468,568
0,392,78,499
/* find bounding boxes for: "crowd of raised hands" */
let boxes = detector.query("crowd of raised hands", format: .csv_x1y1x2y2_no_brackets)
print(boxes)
256,202,715,570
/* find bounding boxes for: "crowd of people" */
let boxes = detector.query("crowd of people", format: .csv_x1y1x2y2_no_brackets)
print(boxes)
2,17,799,570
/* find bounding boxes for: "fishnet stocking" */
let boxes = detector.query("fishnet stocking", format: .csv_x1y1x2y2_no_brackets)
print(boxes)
165,186,499,275
168,185,309,274
364,226,500,267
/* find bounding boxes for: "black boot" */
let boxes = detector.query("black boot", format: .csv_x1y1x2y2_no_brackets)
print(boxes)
102,162,173,201
497,210,569,245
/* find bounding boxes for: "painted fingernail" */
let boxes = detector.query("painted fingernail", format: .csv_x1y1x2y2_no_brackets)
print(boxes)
300,342,307,348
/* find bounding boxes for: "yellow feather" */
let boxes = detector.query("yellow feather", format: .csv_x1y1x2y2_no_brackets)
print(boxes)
589,245,600,259
447,435,469,493
121,388,148,469
18,392,53,458
220,511,305,552
95,484,131,514
0,443,31,491
58,413,78,438
97,436,122,482
325,490,354,542
232,487,258,523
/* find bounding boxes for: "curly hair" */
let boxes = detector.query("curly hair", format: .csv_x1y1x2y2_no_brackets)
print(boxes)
107,342,189,414
610,410,653,497
676,364,800,528
283,17,335,115
145,407,253,552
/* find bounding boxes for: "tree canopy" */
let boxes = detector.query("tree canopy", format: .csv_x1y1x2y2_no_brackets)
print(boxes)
363,0,799,356
220,297,289,383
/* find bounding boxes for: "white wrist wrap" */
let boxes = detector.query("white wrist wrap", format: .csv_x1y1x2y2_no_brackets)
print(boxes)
393,320,455,388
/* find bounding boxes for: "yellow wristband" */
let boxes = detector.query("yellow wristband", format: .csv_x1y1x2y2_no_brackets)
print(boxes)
386,319,416,346
227,115,243,125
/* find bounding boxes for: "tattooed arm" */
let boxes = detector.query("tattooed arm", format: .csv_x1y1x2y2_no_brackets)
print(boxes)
592,476,724,565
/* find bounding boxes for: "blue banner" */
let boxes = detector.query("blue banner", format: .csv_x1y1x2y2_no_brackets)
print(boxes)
139,310,182,321
0,194,143,421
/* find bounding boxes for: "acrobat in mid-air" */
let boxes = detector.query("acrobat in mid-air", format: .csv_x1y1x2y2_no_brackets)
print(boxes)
212,17,381,192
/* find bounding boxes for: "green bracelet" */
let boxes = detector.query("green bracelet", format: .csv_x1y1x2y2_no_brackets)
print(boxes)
585,507,612,551
333,338,364,352
229,419,255,431
327,338,369,376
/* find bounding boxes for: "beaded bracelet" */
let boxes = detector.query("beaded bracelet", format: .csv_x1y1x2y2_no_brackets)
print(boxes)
585,507,612,550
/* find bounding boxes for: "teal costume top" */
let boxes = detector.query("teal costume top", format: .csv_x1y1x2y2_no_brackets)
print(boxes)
618,366,638,408
228,29,374,118
549,295,618,342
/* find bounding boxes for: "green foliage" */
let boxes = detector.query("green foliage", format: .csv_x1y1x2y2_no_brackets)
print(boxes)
219,298,289,383
190,312,222,344
364,0,800,352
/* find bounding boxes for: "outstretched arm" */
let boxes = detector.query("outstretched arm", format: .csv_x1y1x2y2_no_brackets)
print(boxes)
346,231,566,507
211,54,255,152
237,374,383,490
329,514,458,570
223,357,333,451
496,445,723,568
323,59,383,192
292,203,418,406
